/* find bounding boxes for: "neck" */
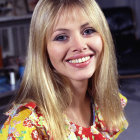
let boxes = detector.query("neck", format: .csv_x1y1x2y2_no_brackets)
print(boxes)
65,79,92,128
70,79,88,107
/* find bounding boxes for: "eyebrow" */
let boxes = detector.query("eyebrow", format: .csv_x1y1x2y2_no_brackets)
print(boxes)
81,22,89,29
53,22,90,33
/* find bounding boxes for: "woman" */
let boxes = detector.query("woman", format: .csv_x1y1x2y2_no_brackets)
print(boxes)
0,0,128,139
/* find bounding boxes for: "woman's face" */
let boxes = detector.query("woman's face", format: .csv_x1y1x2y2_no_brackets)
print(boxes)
47,7,103,83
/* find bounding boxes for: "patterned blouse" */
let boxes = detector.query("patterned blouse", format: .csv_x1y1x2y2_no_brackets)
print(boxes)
0,94,128,140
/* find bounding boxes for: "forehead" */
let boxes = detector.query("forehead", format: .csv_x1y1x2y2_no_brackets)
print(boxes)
53,6,90,29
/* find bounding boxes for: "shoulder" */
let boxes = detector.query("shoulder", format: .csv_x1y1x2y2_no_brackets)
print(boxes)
0,102,49,140
94,93,128,139
119,93,127,108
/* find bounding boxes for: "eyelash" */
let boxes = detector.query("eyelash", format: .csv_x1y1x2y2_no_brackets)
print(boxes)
53,27,96,41
82,28,96,36
54,34,68,41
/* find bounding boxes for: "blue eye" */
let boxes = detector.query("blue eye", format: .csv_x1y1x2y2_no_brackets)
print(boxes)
54,35,68,41
83,28,96,35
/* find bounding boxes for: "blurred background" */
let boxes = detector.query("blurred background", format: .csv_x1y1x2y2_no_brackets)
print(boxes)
0,0,140,139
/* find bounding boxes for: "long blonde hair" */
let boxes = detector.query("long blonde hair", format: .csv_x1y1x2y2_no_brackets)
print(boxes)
14,0,126,139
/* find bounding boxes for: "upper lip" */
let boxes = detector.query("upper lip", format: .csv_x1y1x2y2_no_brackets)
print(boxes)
66,53,95,61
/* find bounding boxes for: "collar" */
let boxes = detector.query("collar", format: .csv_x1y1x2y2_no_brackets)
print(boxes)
20,101,37,110
6,101,37,116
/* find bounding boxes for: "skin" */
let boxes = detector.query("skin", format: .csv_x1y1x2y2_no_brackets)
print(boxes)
47,7,103,127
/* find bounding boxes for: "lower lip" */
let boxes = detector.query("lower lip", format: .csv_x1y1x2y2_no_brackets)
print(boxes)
67,58,91,68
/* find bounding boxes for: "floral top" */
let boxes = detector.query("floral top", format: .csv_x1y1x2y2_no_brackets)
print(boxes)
0,94,128,140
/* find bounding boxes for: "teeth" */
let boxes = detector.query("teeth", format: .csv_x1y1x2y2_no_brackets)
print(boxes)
68,56,90,64
82,57,85,62
79,58,82,63
75,59,78,63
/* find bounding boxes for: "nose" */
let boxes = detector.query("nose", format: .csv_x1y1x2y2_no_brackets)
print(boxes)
71,34,87,52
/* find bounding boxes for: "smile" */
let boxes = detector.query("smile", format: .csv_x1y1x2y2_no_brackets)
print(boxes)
68,56,90,64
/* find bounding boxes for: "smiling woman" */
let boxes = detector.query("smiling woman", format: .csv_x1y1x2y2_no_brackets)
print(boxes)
47,7,103,81
0,0,128,140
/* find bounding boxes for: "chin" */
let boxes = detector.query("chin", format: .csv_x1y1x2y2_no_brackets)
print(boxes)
70,72,94,81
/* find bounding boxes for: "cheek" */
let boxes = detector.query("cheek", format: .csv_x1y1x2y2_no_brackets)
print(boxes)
47,48,58,65
47,44,66,65
93,36,103,67
93,36,103,54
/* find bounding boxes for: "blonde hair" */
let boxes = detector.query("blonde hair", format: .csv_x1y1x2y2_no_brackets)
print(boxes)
14,0,126,139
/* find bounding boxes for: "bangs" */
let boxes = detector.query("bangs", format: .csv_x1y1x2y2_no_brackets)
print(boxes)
50,5,87,33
